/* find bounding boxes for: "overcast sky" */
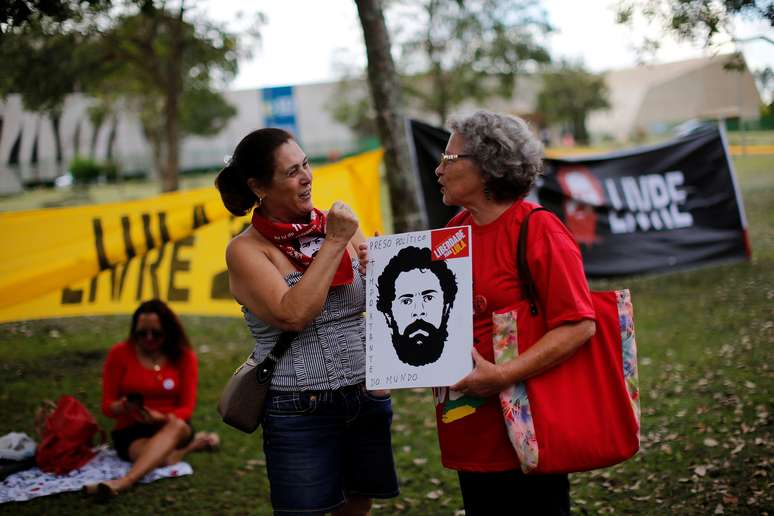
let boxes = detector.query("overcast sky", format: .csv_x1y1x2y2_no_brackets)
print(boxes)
203,0,772,93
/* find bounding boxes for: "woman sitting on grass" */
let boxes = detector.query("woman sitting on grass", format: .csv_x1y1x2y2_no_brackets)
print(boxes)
84,299,219,499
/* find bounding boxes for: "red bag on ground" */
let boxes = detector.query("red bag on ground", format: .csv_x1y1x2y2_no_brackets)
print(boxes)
35,395,101,474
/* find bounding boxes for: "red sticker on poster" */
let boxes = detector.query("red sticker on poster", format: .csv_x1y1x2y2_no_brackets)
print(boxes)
430,226,470,261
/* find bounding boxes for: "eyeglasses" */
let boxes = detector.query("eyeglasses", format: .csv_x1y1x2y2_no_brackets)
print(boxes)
439,153,473,167
133,329,164,340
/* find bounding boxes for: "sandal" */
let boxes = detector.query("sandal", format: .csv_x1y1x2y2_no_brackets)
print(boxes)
193,431,220,452
83,482,119,502
204,431,221,451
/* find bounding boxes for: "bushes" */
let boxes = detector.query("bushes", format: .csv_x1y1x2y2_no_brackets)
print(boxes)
68,156,120,184
101,160,119,182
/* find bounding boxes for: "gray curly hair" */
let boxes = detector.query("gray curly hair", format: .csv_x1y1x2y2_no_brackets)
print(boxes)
448,110,544,201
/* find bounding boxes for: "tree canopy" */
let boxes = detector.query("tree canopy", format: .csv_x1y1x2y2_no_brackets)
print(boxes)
0,0,250,191
329,0,552,149
616,0,773,51
395,0,552,124
91,3,241,190
537,61,609,145
0,0,108,39
0,12,107,165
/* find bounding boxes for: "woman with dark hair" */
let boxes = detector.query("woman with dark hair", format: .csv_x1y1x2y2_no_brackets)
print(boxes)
431,111,596,515
84,299,217,499
215,128,399,515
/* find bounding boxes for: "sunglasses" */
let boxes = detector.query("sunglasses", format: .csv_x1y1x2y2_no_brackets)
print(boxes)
439,153,473,167
133,329,164,340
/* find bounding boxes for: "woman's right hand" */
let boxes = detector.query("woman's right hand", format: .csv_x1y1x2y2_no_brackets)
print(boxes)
140,408,170,425
119,397,147,421
326,201,359,245
357,231,379,275
357,242,369,275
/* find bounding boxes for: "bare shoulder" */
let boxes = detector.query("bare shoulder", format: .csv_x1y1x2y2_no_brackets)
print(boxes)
226,226,298,277
226,226,270,264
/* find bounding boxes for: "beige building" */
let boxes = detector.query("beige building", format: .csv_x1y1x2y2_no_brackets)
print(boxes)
587,54,762,141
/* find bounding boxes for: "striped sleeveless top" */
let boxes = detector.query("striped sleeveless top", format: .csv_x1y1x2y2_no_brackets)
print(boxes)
243,259,366,391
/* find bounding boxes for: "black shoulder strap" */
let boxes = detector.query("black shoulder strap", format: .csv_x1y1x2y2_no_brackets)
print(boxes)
518,207,550,317
256,331,298,383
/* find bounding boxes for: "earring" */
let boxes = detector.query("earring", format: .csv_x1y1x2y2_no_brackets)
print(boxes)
256,196,263,208
483,186,492,200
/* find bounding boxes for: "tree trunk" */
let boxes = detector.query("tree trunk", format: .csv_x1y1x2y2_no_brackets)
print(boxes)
426,0,448,126
51,111,63,167
73,120,81,157
161,6,184,193
434,66,449,126
89,112,103,159
355,0,426,232
50,112,66,178
150,135,164,181
573,112,589,146
31,117,40,182
106,114,118,161
162,86,180,192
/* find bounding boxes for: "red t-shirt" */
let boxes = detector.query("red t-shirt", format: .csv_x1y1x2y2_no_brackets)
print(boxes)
434,200,596,471
101,341,198,430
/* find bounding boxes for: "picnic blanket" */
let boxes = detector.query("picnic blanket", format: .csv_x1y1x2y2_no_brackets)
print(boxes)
0,447,192,503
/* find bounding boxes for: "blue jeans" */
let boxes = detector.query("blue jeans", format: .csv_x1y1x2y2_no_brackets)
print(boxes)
262,382,400,515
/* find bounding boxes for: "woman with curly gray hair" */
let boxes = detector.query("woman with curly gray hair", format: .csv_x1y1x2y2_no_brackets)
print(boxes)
433,110,597,515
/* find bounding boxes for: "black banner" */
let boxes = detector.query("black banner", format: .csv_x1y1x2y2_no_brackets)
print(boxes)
406,119,460,229
407,120,749,277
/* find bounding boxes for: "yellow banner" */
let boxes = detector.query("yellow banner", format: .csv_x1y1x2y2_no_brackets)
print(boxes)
0,150,384,323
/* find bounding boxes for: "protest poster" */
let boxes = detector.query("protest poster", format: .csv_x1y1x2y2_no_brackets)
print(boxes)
365,226,473,389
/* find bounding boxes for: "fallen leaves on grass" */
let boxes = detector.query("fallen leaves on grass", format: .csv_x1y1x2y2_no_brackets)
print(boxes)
244,458,265,470
722,494,739,505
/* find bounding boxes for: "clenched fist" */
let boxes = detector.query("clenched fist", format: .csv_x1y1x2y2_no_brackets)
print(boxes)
326,201,359,244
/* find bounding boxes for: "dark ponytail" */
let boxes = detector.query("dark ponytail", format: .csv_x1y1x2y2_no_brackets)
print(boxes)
215,128,295,216
215,163,257,216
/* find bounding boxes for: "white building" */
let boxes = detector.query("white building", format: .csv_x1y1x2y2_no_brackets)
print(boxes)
0,54,762,194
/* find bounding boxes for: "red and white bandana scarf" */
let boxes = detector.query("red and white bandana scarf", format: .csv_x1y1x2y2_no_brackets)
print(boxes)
251,208,354,287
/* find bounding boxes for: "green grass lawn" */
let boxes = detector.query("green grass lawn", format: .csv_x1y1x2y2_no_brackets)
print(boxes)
0,155,772,515
726,130,774,147
0,173,219,213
